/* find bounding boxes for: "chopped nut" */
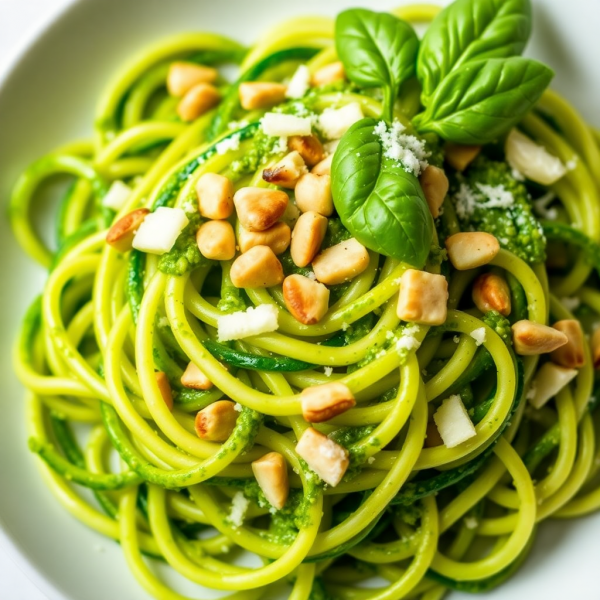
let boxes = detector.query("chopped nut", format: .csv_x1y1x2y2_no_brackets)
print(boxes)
283,274,330,325
167,62,218,97
528,363,578,409
252,452,289,510
106,208,150,252
262,151,308,189
512,320,568,356
196,220,236,261
419,165,449,218
177,83,221,122
295,427,349,487
301,382,355,423
397,269,448,326
290,211,328,267
424,420,444,448
181,362,213,390
195,400,239,442
311,154,333,176
295,173,333,216
312,61,346,87
288,135,325,167
312,238,370,285
445,232,500,270
551,320,585,369
472,273,511,316
444,143,482,171
239,82,287,110
238,222,291,255
196,173,234,220
230,245,284,288
233,187,289,232
593,328,600,370
155,372,173,411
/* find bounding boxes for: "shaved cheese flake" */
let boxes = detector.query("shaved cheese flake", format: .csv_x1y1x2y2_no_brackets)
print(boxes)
217,304,279,342
433,395,476,449
132,207,188,255
470,327,486,347
261,113,312,137
102,180,132,211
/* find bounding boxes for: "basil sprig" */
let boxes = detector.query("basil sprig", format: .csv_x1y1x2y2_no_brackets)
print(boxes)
417,0,533,106
412,57,553,145
331,119,433,268
335,9,419,121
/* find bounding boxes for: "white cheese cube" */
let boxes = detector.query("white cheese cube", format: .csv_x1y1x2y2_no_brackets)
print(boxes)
433,395,476,449
102,180,132,211
132,207,189,255
505,129,567,186
528,362,578,409
217,304,279,342
286,65,311,99
261,113,312,137
318,102,364,140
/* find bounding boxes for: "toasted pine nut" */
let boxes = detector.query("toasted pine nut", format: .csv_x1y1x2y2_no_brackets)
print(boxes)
239,82,287,110
444,143,482,171
196,220,236,261
512,320,568,356
445,232,500,270
592,328,600,370
155,372,173,411
419,165,449,218
239,222,291,255
233,187,289,232
528,362,578,409
230,245,284,288
295,427,349,487
252,452,289,510
288,135,325,167
312,238,370,285
283,274,330,325
181,362,213,390
106,208,150,252
472,273,511,316
177,83,221,122
312,154,333,176
312,61,346,87
551,320,585,369
295,173,333,216
290,211,328,267
301,382,355,423
195,400,239,442
262,151,308,189
424,420,444,448
196,173,234,220
167,62,218,97
397,269,448,326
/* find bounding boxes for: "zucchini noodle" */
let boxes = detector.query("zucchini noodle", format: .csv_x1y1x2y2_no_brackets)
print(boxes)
9,3,600,599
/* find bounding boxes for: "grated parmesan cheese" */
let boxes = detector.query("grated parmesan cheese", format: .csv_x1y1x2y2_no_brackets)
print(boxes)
228,492,249,528
318,102,364,140
470,327,486,347
285,65,311,99
215,132,241,155
374,120,429,176
395,324,421,353
454,182,515,220
324,367,333,377
217,304,279,342
233,403,243,412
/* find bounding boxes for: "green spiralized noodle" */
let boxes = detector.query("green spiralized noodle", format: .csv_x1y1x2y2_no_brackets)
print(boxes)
9,4,600,599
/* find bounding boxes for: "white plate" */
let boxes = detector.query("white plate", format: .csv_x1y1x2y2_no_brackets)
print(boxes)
0,1,599,599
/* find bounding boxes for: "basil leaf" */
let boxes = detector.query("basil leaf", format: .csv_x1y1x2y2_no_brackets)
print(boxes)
413,57,553,145
335,9,419,120
332,118,433,268
418,0,532,104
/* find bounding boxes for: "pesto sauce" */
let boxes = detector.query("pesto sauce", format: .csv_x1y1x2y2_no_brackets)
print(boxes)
158,210,209,276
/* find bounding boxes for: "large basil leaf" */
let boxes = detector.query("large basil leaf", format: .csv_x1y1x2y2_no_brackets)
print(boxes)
331,118,433,268
417,0,532,104
335,9,419,120
412,57,553,145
